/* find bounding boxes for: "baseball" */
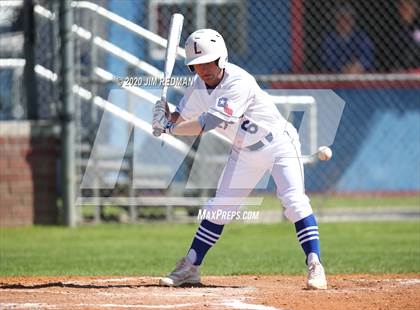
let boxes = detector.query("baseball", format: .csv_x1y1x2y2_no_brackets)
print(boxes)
317,146,333,161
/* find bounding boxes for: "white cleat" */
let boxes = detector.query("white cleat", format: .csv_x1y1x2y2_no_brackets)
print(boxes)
306,252,327,290
307,261,327,290
159,257,201,287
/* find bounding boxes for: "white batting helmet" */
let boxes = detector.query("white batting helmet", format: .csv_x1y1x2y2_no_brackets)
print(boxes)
184,29,228,72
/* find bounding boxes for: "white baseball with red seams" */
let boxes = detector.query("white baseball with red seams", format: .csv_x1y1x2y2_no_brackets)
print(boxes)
317,146,333,161
176,62,314,224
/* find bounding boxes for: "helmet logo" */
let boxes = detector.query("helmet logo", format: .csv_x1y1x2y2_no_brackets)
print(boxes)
194,42,202,54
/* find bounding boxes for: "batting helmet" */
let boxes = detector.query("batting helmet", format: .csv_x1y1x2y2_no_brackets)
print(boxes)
184,29,228,72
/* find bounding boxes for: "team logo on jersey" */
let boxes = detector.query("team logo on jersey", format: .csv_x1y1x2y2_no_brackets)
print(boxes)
217,97,233,116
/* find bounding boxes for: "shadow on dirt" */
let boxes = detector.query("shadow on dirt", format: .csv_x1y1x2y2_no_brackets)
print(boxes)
0,282,246,290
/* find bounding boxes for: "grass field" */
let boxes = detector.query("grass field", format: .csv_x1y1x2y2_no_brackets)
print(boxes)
1,221,419,276
247,194,420,210
80,194,420,219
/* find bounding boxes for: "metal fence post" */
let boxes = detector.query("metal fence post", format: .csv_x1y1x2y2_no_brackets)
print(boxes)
23,0,38,120
59,0,76,227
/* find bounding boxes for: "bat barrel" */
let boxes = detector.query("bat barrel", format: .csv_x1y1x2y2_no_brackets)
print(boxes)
153,13,184,138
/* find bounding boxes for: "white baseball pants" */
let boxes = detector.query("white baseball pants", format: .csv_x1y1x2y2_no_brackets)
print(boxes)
203,124,313,224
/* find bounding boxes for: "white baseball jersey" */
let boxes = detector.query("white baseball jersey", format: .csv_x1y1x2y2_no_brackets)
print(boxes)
176,63,288,147
176,62,312,225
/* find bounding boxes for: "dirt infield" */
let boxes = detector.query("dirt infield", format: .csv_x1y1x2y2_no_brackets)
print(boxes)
0,274,419,309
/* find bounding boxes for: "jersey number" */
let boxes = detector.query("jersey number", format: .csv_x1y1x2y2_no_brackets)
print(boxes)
241,120,258,134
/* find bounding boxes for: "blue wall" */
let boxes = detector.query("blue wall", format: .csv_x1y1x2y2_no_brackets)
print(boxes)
233,0,291,73
336,110,419,191
108,0,145,77
304,88,420,192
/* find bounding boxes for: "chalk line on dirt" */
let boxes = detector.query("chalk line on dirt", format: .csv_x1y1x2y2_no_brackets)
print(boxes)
0,303,56,309
0,302,201,309
89,277,136,283
76,303,200,308
220,299,280,310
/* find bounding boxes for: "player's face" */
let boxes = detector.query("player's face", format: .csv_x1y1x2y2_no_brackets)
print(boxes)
193,61,223,87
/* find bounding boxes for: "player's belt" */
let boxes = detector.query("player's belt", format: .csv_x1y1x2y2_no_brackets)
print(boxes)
245,132,273,151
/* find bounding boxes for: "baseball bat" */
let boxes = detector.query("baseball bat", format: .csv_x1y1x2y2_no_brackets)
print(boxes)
153,13,184,137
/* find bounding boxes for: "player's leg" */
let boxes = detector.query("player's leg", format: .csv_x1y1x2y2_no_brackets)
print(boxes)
160,147,267,286
271,158,321,259
271,132,327,289
186,188,263,267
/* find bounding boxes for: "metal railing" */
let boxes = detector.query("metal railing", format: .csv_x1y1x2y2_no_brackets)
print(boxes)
1,1,320,156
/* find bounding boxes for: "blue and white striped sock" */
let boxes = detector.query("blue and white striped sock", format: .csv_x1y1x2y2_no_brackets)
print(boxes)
295,214,321,263
187,220,224,266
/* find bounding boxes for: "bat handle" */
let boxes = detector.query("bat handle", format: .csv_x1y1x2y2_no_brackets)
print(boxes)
153,95,168,137
161,90,168,103
153,128,163,137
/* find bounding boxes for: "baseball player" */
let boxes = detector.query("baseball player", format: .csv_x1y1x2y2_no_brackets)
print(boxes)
152,29,327,290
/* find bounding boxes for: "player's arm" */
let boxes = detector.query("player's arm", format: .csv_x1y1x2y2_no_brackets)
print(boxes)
168,112,224,136
168,84,248,136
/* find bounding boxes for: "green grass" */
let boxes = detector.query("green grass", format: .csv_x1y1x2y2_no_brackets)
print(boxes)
78,195,420,220
245,194,420,211
1,222,419,276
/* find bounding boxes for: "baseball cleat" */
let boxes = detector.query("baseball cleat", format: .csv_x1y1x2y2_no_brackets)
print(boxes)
159,257,200,287
307,261,327,290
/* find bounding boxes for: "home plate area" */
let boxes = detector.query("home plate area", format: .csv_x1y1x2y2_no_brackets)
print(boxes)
0,275,419,309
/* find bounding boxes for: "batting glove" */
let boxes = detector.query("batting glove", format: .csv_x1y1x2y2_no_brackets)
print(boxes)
153,99,169,117
152,99,168,128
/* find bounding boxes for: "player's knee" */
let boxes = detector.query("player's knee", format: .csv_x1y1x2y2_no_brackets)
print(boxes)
283,207,313,223
277,188,309,206
277,190,313,223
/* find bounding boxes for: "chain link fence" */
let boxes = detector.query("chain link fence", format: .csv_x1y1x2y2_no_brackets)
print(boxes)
1,0,419,224
0,0,59,120
95,0,420,210
0,1,24,120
